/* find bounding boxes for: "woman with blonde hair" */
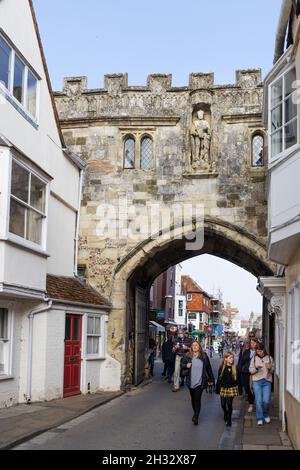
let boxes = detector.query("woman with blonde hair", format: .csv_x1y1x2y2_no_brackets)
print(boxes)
216,352,243,427
181,341,215,425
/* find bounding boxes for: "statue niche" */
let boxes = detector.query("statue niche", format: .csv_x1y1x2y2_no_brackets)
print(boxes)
190,108,214,173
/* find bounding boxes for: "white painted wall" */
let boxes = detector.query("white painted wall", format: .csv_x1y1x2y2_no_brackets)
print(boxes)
4,243,47,290
174,294,186,326
47,196,76,276
0,0,80,289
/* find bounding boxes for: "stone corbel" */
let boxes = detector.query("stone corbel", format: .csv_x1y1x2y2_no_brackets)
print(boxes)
258,276,286,325
270,295,285,327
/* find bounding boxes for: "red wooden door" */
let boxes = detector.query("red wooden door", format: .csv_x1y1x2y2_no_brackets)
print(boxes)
63,314,82,398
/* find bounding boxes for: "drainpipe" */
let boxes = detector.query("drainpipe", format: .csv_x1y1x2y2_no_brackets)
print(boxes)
74,169,83,277
26,300,53,403
274,0,293,64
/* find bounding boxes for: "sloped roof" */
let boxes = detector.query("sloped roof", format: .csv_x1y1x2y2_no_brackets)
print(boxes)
46,275,111,309
181,275,204,294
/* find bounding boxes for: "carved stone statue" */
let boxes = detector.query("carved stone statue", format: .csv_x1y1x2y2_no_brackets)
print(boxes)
190,110,212,170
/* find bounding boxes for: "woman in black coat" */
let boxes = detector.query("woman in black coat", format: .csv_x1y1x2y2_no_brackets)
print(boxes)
181,341,215,425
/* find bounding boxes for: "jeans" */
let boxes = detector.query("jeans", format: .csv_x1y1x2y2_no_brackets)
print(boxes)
189,386,204,417
252,379,272,421
173,355,182,390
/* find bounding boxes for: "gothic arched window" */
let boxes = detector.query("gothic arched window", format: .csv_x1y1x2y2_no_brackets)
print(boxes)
124,136,135,169
252,133,264,166
140,136,153,169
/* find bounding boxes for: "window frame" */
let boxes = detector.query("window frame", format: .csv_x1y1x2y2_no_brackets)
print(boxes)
0,303,14,378
140,134,154,170
268,64,298,163
8,155,49,252
123,135,136,169
86,314,104,359
187,294,193,301
0,31,40,123
251,132,265,167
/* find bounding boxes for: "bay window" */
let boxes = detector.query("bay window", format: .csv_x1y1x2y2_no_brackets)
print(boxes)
270,66,297,160
9,159,47,247
0,33,38,119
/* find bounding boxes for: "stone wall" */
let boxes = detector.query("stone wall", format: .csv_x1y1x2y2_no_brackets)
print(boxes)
54,70,273,384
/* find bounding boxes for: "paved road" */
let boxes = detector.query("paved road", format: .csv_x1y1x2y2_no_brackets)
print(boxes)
15,355,239,450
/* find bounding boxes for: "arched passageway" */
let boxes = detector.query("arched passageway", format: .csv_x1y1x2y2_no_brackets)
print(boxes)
112,219,275,386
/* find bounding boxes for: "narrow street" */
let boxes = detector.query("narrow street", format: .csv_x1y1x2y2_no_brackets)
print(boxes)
14,356,241,450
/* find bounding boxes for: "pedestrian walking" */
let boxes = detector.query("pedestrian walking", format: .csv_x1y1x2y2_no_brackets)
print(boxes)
181,341,215,425
240,337,258,412
216,352,243,427
238,340,250,397
161,336,175,383
172,328,192,391
209,344,214,358
148,337,157,377
249,342,274,426
180,331,194,387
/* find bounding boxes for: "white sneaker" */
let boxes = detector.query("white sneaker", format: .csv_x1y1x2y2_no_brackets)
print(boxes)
264,417,271,424
248,405,254,413
257,420,263,426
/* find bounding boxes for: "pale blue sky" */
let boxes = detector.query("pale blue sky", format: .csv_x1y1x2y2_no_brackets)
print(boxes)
33,0,282,91
32,0,282,318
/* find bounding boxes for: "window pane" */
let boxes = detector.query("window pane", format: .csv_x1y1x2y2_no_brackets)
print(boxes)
13,56,25,103
0,309,8,340
65,317,71,341
0,36,11,89
27,71,37,117
285,68,296,98
94,317,101,335
11,160,29,203
271,78,283,107
252,135,264,166
141,137,153,169
9,198,25,238
285,119,297,150
73,318,79,340
87,337,99,355
93,337,99,354
271,105,282,132
271,130,283,158
87,337,93,354
124,138,135,169
88,316,94,335
30,174,46,213
285,96,297,123
26,208,43,244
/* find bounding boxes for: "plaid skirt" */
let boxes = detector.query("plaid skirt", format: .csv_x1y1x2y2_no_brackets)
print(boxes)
220,386,238,398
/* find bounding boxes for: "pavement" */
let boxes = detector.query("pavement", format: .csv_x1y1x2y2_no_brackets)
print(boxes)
0,355,295,451
234,396,294,450
0,390,123,450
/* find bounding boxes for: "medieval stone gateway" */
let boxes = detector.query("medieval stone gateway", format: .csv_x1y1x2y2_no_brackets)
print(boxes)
54,70,275,387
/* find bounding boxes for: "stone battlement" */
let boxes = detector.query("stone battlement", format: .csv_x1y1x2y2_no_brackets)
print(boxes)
56,69,262,96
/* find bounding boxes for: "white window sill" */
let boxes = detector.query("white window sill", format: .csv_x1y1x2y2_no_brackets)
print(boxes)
269,143,300,171
0,83,38,129
84,356,106,361
4,234,50,258
0,375,14,381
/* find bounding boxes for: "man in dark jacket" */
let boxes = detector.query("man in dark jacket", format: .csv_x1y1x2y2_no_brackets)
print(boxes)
162,337,175,383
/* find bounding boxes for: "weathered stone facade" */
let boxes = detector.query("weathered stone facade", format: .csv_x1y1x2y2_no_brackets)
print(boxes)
54,70,275,387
